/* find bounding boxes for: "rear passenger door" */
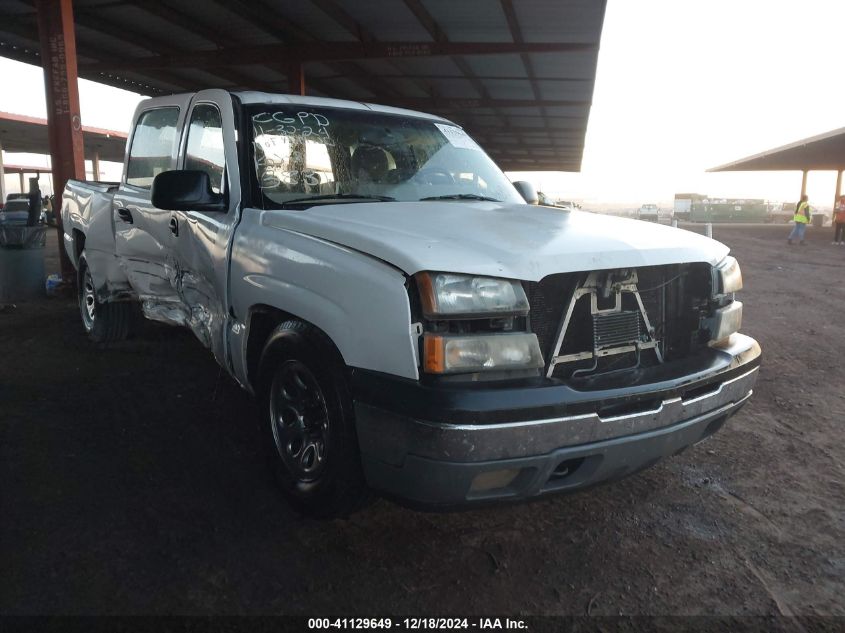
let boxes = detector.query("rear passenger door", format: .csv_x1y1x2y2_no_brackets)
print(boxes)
114,95,192,300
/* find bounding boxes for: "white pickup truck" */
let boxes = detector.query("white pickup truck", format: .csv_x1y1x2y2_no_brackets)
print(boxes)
62,89,760,516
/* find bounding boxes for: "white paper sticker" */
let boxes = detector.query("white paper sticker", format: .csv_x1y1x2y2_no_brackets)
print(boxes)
434,123,482,151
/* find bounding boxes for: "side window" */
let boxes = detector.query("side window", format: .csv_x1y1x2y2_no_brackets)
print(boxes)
126,107,179,189
185,104,225,194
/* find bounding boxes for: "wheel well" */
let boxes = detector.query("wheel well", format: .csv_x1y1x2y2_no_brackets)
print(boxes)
72,229,85,262
245,305,345,389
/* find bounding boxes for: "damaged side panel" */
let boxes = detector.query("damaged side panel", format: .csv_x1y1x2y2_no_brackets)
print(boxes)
229,208,419,386
62,180,133,302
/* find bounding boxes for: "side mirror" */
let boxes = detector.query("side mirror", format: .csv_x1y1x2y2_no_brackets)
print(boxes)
151,170,225,212
512,180,539,205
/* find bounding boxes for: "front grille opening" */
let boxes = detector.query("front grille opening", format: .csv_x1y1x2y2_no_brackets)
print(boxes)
597,397,662,419
526,263,713,381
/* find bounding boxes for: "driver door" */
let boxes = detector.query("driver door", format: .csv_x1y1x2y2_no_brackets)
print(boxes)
168,90,241,365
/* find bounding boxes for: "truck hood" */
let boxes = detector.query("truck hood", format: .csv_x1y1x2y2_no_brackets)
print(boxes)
260,201,729,281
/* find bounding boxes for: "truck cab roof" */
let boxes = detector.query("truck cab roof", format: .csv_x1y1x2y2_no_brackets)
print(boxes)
135,90,455,127
233,91,453,124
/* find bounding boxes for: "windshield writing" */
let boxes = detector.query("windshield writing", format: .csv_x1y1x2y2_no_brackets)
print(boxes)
249,106,522,208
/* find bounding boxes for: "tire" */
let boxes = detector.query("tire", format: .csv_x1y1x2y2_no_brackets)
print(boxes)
78,253,133,343
257,320,372,518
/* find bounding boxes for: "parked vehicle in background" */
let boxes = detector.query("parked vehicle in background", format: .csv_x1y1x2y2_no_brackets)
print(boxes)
768,202,795,223
0,198,44,226
1,192,28,211
62,89,760,517
536,192,578,210
638,203,660,222
0,199,32,225
537,191,555,207
674,193,707,222
554,200,579,211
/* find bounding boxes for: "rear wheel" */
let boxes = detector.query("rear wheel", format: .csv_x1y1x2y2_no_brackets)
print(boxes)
77,253,133,343
258,320,371,518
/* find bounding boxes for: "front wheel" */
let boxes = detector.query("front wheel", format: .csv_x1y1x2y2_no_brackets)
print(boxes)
258,320,371,518
77,253,133,343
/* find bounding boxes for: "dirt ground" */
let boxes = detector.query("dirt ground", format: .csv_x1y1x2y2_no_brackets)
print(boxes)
1,223,844,618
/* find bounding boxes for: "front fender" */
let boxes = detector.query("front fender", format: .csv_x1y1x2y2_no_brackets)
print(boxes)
229,209,419,388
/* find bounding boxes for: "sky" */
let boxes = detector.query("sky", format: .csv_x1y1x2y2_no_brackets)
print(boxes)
1,0,843,206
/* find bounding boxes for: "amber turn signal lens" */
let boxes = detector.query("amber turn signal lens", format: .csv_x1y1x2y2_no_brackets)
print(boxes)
424,334,446,373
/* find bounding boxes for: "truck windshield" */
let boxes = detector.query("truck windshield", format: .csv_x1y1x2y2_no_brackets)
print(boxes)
248,105,523,208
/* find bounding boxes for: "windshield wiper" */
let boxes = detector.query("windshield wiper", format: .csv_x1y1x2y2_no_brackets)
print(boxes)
279,193,395,208
419,194,501,202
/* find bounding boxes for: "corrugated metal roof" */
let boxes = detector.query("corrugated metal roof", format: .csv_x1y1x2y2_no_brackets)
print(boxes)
709,127,845,172
0,0,606,171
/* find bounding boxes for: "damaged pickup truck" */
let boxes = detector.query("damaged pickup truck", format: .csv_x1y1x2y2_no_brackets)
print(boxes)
62,89,760,516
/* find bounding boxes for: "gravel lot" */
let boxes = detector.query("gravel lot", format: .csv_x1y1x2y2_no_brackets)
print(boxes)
1,224,843,617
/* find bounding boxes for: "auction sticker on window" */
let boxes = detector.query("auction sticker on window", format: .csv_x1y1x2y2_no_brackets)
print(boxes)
434,123,482,151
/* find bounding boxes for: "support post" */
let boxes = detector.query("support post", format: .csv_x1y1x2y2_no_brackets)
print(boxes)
800,169,808,199
835,169,843,208
92,151,100,181
288,62,305,96
36,0,84,281
19,172,26,193
0,141,5,204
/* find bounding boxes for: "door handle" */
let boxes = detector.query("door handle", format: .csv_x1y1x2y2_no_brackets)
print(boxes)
169,216,179,236
117,207,133,224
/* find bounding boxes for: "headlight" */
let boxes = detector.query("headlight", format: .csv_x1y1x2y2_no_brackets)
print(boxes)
416,272,529,317
713,256,743,295
423,333,544,374
707,301,743,343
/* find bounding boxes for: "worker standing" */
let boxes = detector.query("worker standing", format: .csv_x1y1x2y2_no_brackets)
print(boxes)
787,194,811,245
833,195,845,245
26,177,42,227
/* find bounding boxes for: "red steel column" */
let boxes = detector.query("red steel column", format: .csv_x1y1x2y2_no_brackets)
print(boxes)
36,0,83,281
289,62,305,96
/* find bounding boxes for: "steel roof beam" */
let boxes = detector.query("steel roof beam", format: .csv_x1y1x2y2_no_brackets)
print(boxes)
79,41,596,71
316,72,593,83
309,0,433,101
388,97,589,110
402,0,498,118
70,6,268,92
0,12,189,93
207,0,395,101
500,0,552,139
126,0,231,49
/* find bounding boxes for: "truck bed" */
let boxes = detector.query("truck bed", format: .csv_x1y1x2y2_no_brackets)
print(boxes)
62,179,127,294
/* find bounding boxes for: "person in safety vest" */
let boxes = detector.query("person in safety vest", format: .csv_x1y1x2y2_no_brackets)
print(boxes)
832,195,845,245
787,194,811,245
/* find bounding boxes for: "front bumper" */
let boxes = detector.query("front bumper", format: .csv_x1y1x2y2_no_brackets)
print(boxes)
352,333,760,508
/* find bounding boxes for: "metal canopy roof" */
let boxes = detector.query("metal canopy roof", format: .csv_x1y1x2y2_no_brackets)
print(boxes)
708,127,845,172
0,111,128,161
0,0,606,172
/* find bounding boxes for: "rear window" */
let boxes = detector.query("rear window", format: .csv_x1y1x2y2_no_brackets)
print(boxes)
126,107,180,189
